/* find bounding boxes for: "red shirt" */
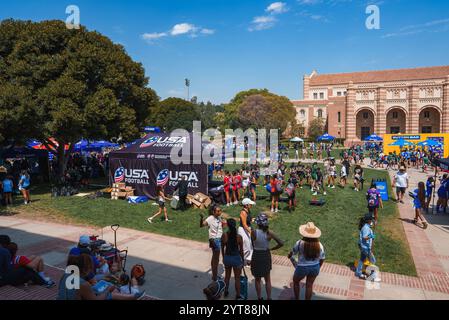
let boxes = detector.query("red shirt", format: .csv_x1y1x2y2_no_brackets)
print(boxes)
12,255,31,268
224,176,230,190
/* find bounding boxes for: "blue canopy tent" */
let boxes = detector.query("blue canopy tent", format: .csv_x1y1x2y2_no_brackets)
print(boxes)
317,134,335,142
364,134,383,142
388,138,415,148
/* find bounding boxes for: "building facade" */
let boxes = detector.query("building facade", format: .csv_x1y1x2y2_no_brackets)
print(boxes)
291,66,449,146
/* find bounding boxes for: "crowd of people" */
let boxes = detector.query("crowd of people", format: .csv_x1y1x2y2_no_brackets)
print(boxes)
0,233,147,300
200,200,325,300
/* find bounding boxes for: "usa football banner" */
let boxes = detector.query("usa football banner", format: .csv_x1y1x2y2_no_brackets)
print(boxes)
109,158,208,199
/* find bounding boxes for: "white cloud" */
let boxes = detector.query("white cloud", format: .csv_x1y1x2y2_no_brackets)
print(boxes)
266,2,288,14
142,32,168,40
382,17,449,38
200,28,215,35
249,16,277,31
171,23,197,36
297,0,322,4
142,23,214,44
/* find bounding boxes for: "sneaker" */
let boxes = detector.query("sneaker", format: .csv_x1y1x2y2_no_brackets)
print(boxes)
323,192,327,195
44,280,55,288
134,290,146,300
234,201,238,205
226,203,230,207
147,218,153,224
357,274,367,280
165,219,172,223
312,192,318,196
275,209,278,213
331,186,335,189
271,208,274,213
422,222,428,229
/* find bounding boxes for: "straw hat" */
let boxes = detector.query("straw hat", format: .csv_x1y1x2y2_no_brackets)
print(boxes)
299,222,321,238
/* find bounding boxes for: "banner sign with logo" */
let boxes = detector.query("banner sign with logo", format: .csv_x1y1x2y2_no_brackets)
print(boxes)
109,133,208,199
374,179,389,202
109,158,208,199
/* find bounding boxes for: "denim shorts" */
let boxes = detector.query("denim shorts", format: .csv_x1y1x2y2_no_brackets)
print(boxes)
223,255,243,268
294,264,320,279
210,238,221,252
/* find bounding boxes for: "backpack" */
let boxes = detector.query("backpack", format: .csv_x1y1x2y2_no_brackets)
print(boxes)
276,180,283,192
131,264,146,285
285,183,294,196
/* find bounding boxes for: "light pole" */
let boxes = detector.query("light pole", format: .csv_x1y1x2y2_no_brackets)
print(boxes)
185,78,190,101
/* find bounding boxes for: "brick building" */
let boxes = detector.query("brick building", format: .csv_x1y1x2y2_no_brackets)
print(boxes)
291,66,449,146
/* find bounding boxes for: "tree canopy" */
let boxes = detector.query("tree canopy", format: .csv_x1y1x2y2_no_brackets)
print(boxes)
308,118,326,141
150,97,200,132
228,89,296,133
0,19,158,174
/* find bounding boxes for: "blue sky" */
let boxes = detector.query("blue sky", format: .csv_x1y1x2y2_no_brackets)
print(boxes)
1,0,449,104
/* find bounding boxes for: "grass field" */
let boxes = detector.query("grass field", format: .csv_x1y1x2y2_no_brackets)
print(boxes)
1,164,416,276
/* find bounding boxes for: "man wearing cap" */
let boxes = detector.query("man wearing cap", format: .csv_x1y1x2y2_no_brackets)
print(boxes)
393,166,409,203
69,235,109,281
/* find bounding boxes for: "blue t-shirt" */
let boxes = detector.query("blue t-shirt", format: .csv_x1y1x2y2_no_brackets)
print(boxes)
69,247,101,268
359,224,373,251
20,175,30,188
412,189,422,209
426,180,433,197
2,179,13,193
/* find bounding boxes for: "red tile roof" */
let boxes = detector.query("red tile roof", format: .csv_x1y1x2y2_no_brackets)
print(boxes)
309,65,449,86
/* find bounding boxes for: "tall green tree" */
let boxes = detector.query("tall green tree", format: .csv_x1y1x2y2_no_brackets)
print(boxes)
150,97,200,131
308,118,326,141
0,20,158,176
231,91,295,134
224,89,271,129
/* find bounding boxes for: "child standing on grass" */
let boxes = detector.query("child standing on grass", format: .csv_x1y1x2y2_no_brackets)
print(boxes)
147,185,171,223
313,168,326,196
285,178,296,213
366,182,383,224
327,159,336,189
2,176,13,206
340,164,347,187
224,171,231,207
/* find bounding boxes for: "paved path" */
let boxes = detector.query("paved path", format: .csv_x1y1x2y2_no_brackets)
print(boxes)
1,197,449,300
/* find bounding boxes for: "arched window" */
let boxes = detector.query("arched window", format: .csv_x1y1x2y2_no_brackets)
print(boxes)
300,109,306,117
317,109,323,118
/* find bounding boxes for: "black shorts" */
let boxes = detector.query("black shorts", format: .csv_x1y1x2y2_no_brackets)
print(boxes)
396,187,406,194
158,201,165,208
20,186,30,191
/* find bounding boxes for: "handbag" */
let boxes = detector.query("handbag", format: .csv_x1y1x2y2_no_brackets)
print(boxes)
240,267,248,300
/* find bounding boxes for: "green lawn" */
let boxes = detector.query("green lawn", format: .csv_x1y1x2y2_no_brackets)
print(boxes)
2,165,416,276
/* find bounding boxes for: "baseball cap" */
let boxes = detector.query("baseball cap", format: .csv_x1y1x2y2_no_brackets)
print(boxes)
242,198,256,206
79,235,91,246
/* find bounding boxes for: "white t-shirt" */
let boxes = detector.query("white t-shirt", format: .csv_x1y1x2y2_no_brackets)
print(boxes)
119,285,140,295
292,240,325,267
205,215,223,239
340,166,347,177
394,172,409,188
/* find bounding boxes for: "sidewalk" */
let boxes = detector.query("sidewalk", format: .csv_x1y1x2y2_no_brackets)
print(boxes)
1,207,448,299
